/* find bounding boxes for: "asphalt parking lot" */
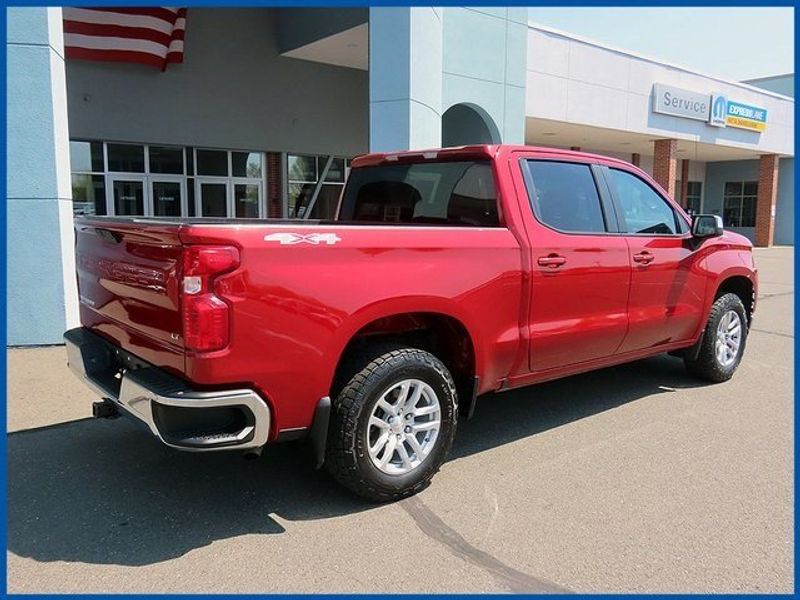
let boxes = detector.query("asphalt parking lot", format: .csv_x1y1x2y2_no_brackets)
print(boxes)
7,246,793,593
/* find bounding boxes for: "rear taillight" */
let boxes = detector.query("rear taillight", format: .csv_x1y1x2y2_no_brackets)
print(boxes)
182,294,230,351
181,245,240,352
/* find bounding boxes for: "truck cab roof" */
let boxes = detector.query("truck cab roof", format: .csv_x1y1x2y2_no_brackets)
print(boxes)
350,144,633,169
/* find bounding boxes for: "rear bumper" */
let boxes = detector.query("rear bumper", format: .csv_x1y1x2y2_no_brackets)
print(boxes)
64,327,271,452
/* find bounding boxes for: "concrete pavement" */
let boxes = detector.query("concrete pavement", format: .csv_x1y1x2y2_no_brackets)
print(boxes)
7,246,794,593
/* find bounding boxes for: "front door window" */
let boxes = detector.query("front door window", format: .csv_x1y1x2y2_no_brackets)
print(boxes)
607,168,684,234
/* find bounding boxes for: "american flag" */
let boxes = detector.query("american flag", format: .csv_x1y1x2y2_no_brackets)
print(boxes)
63,7,186,71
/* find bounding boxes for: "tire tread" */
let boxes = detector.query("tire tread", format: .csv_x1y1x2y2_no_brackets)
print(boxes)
325,344,457,502
684,293,747,382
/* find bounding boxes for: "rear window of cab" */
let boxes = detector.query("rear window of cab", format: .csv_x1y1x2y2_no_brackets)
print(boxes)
338,161,500,227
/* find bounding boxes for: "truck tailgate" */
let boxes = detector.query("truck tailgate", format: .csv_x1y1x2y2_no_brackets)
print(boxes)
74,218,185,370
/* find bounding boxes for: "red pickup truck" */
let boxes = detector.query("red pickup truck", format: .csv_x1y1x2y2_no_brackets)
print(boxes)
65,145,757,501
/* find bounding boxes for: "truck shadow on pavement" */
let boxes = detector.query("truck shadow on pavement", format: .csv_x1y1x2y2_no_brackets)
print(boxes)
8,354,703,567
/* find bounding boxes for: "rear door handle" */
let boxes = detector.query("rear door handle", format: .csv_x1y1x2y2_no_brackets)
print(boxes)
537,254,566,268
633,251,655,264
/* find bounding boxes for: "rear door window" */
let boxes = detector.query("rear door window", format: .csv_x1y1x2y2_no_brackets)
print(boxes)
338,161,499,226
525,160,607,233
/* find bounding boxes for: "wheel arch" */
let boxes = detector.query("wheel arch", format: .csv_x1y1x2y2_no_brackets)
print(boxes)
712,270,756,326
325,299,481,405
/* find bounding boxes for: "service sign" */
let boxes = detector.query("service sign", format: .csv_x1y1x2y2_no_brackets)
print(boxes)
652,84,710,121
652,83,767,133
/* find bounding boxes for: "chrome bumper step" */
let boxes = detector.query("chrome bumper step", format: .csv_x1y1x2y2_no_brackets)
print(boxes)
64,327,271,452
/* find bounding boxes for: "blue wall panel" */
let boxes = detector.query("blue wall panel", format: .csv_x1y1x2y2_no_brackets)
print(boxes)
7,199,68,344
7,8,71,345
7,44,59,200
370,7,527,151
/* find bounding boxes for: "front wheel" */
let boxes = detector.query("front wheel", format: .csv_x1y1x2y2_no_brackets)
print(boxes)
325,346,458,502
684,293,748,382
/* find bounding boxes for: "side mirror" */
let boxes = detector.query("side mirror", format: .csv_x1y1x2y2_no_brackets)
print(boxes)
692,214,724,238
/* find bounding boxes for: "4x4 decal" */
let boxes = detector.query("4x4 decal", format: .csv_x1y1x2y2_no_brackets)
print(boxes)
264,232,342,245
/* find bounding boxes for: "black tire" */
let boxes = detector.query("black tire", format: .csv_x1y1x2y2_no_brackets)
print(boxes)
325,344,458,502
684,293,748,382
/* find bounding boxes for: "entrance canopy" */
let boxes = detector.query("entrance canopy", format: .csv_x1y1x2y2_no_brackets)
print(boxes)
526,118,770,163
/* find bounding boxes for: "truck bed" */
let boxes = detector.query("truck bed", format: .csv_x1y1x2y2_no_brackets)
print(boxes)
73,215,525,435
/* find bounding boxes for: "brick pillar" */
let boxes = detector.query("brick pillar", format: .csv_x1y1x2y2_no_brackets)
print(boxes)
570,146,581,151
266,152,283,218
653,139,677,199
755,154,779,247
631,153,641,167
680,159,690,208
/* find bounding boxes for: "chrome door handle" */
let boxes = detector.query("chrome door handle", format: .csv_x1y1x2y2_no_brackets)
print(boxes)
633,251,655,264
537,255,566,268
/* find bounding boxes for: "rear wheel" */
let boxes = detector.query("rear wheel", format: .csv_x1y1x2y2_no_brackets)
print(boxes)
325,345,458,502
684,293,748,382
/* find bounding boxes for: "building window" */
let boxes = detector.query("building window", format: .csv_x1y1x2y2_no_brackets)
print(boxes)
107,143,145,172
232,152,262,178
70,141,106,217
234,183,260,218
675,181,703,215
149,145,184,174
723,181,758,228
71,174,107,217
68,141,267,219
196,149,228,177
287,154,350,219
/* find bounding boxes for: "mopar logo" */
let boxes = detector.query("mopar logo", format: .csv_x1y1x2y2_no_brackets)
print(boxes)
709,93,728,127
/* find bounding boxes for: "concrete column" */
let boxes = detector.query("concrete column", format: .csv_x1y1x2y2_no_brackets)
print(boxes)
369,7,443,152
7,8,78,344
631,153,641,167
680,159,690,209
755,154,779,247
653,139,677,199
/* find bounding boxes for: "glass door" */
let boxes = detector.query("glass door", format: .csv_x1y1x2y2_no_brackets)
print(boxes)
196,179,229,217
150,177,185,217
108,175,146,216
233,181,262,218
